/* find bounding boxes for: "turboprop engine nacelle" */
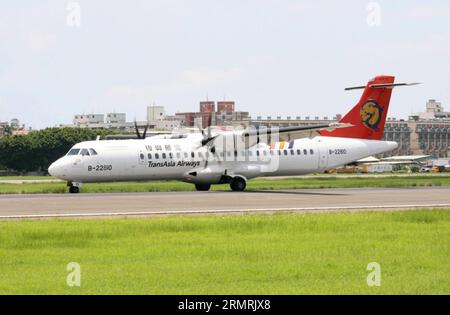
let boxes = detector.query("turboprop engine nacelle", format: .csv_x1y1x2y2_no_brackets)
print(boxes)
182,166,226,185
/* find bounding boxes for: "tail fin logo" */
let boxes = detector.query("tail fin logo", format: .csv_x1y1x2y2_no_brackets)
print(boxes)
360,101,383,131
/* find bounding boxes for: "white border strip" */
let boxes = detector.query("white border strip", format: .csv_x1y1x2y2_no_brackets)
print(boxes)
1,204,450,219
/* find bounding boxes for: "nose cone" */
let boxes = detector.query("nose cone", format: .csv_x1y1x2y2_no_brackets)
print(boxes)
48,159,65,178
48,162,58,177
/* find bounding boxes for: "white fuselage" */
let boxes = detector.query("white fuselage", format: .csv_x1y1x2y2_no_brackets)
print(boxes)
48,134,398,184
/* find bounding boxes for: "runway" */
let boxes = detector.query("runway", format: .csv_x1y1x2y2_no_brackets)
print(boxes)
0,187,449,219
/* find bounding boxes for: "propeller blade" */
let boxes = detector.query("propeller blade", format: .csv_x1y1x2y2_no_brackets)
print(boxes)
201,134,218,147
210,146,222,165
134,121,141,139
142,124,149,139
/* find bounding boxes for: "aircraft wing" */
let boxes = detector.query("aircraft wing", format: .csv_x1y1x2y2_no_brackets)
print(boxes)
196,122,353,150
241,122,353,139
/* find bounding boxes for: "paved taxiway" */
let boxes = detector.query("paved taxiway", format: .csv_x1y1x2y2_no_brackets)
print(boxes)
0,187,449,219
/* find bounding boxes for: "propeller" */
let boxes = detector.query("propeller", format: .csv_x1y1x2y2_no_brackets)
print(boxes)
134,121,149,139
134,120,141,139
194,114,222,169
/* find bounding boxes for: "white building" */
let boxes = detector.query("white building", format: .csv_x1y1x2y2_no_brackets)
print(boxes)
10,118,20,128
147,106,165,122
106,113,126,124
151,118,183,130
409,99,448,120
73,114,104,126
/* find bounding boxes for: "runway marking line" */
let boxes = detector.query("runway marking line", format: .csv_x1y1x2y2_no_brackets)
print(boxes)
1,203,450,219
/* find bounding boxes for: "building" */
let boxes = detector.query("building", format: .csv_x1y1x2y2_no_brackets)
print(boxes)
175,100,250,128
10,118,20,129
409,99,446,120
73,114,105,127
147,106,166,122
66,107,183,132
147,105,184,130
150,116,184,130
106,113,126,124
67,113,131,130
0,118,30,136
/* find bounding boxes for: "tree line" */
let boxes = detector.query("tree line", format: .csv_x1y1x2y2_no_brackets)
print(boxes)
0,128,118,172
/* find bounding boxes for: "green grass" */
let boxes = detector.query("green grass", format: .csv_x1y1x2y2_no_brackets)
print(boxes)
0,209,449,294
0,176,55,180
0,175,450,194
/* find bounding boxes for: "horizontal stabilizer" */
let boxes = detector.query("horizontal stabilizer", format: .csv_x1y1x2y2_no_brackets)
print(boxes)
345,82,421,90
326,122,354,131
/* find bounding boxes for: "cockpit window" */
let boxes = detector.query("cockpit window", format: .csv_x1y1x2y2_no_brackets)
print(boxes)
89,148,98,155
80,148,90,156
67,148,80,156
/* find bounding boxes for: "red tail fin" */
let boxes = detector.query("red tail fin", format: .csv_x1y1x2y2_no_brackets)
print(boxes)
319,75,395,140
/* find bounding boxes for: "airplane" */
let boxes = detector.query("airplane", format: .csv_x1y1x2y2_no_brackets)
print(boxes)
48,75,418,193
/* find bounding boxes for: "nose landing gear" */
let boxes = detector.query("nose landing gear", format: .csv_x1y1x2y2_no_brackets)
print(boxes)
67,182,81,193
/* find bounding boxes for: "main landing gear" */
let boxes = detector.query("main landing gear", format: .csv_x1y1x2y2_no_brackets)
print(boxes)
230,177,246,192
194,177,247,192
68,182,81,193
195,184,211,191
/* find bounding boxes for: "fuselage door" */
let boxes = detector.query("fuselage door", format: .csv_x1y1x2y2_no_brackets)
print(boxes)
317,140,329,170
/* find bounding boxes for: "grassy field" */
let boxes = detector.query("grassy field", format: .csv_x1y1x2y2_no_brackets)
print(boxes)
0,209,448,294
0,175,450,194
0,176,55,180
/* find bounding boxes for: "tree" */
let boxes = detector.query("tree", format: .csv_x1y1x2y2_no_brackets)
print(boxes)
0,128,118,172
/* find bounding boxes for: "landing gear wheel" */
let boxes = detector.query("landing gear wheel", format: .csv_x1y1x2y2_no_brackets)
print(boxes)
230,177,246,192
69,186,80,194
195,184,211,191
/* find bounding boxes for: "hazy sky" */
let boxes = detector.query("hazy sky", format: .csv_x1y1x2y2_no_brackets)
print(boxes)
1,0,450,128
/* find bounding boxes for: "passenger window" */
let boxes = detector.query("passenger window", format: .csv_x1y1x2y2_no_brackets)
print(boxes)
263,151,268,156
169,152,173,159
310,149,314,155
162,153,167,159
248,151,253,157
155,153,159,159
290,149,294,155
191,152,195,158
303,149,308,155
256,150,260,157
283,150,288,156
81,148,90,156
278,150,281,156
297,149,301,155
270,150,274,156
148,153,152,159
176,152,181,159
89,148,98,155
199,152,204,159
184,152,188,158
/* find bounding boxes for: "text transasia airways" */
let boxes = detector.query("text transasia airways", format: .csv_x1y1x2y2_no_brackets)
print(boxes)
148,161,201,168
